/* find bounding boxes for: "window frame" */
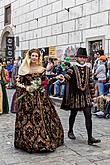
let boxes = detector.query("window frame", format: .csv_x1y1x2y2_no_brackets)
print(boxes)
4,4,11,26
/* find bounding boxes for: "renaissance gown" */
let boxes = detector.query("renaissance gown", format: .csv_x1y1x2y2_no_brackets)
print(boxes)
14,71,64,153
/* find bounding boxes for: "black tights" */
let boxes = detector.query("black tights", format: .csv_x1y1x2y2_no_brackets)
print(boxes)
69,107,92,139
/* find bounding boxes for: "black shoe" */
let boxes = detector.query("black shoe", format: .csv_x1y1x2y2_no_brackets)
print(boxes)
68,131,76,140
59,95,63,98
88,137,101,145
53,94,59,97
105,114,110,119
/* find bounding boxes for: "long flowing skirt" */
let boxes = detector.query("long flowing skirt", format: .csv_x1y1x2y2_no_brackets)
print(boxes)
11,91,18,113
14,90,64,153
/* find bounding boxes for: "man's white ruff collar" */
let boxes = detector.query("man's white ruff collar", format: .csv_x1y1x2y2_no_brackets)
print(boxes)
74,62,86,67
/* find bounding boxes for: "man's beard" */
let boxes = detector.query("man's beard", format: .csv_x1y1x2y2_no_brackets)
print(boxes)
79,61,85,65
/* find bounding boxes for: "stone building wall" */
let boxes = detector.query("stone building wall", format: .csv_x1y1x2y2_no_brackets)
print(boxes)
0,0,110,57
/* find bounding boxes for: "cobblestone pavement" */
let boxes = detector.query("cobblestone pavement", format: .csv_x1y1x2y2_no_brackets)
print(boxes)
0,89,110,165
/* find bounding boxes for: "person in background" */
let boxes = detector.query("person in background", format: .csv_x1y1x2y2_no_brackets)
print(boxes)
12,56,22,87
11,60,18,88
46,57,54,79
0,59,9,114
6,60,13,89
92,50,104,73
48,59,63,96
16,56,22,69
61,47,101,145
43,56,48,68
92,49,105,97
14,48,64,153
53,62,70,98
2,61,7,68
46,57,54,95
86,56,92,69
94,55,107,96
11,56,23,112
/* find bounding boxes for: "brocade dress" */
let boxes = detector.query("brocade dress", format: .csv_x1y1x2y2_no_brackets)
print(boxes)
14,72,64,153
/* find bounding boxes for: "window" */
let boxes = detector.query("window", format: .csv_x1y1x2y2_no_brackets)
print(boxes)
89,40,102,54
86,36,105,67
4,4,11,25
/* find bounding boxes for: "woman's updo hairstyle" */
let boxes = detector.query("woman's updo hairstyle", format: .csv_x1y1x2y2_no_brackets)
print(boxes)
29,48,41,59
29,48,42,65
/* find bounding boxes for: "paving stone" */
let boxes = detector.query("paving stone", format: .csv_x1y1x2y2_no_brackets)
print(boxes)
0,89,109,165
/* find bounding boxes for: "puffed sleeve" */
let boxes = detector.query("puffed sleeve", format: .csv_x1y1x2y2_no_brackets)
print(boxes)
16,75,26,89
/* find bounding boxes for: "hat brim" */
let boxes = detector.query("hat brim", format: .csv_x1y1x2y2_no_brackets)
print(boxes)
75,55,88,58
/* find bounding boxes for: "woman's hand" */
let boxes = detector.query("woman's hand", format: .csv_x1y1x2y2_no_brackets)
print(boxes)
26,86,34,92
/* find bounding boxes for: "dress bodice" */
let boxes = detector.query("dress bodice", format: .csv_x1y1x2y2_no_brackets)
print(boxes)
18,71,45,86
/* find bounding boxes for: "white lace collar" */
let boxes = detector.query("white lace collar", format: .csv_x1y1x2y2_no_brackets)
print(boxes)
74,62,86,67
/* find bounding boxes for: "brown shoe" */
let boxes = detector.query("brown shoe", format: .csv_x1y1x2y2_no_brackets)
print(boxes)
88,137,101,145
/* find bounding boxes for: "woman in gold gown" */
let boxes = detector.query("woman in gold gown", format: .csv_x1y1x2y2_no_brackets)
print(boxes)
14,48,64,153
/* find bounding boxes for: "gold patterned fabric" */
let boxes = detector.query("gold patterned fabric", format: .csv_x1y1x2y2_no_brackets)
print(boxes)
14,73,64,153
61,64,95,110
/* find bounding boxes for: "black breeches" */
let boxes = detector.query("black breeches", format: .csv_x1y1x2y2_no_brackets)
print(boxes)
69,107,92,139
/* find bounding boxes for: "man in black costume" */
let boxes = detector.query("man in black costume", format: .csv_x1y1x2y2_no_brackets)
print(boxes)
61,47,101,145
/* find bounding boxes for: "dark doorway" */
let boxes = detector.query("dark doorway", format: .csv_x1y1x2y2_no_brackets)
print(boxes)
88,40,103,67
